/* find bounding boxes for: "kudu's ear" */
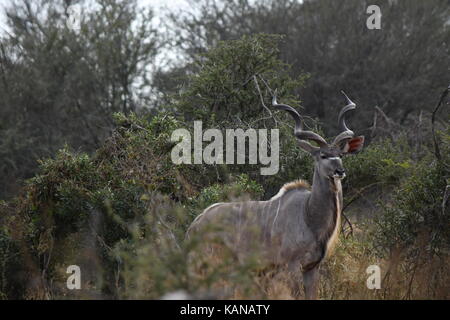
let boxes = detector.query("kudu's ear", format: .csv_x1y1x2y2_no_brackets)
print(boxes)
340,136,365,155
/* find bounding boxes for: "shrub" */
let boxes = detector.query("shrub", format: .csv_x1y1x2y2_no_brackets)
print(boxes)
167,34,308,127
374,158,449,255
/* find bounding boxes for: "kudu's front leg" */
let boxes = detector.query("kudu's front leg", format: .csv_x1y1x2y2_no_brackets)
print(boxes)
303,266,320,300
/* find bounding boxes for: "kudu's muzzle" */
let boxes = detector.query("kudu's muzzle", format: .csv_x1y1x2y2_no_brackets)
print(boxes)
334,168,346,179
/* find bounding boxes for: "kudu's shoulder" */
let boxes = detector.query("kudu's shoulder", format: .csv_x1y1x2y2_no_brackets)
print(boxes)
282,179,311,191
270,179,311,201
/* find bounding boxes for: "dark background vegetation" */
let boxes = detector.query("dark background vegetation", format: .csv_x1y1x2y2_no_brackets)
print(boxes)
0,0,449,299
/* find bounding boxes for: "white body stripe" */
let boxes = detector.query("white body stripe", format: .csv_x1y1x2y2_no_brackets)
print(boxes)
191,202,225,225
270,187,286,200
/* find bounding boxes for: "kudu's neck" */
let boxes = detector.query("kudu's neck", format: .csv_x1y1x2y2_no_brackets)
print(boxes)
307,166,343,235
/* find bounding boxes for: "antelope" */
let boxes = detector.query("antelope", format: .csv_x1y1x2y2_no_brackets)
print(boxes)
187,91,365,299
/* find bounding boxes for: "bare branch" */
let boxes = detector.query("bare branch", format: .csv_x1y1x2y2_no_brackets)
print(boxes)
252,75,277,127
431,85,450,160
442,185,449,217
341,212,354,238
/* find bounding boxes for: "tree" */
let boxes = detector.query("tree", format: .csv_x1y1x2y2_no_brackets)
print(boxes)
164,0,450,134
0,0,160,199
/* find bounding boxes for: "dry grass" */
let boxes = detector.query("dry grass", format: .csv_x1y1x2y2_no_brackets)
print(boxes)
181,224,449,300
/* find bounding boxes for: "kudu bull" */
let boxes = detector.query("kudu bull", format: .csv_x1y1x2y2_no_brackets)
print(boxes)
187,91,365,299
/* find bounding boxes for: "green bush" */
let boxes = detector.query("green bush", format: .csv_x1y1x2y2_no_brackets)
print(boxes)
374,147,449,255
0,110,271,298
343,135,414,192
168,34,308,126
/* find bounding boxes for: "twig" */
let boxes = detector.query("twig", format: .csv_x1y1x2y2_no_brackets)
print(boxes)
370,108,378,139
340,182,384,237
341,212,354,238
442,185,450,217
431,84,450,161
342,182,383,212
257,74,274,96
374,106,395,140
253,75,277,127
75,100,101,148
415,110,423,161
